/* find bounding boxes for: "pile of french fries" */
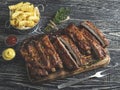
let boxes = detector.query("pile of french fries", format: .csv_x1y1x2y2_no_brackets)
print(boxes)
9,2,40,30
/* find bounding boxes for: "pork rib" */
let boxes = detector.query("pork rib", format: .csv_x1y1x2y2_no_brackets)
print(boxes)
53,37,79,70
59,35,84,66
81,21,109,47
33,40,56,72
65,23,91,55
81,28,100,45
41,35,63,70
91,41,107,60
20,44,48,77
80,23,107,60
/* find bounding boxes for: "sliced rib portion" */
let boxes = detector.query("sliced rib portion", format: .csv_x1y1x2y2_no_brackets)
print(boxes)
65,23,91,55
79,23,108,60
27,63,48,79
40,35,63,70
81,21,109,47
59,35,83,66
53,37,79,70
20,44,48,78
91,41,107,60
33,40,53,72
35,41,52,71
81,27,100,45
20,21,109,80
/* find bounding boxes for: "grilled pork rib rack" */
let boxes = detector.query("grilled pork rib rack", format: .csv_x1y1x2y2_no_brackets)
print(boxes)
20,21,109,82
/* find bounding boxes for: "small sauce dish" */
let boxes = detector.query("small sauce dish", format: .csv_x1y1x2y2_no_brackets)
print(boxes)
4,34,18,47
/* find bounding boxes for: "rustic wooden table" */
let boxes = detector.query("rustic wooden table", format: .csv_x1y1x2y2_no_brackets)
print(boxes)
0,0,120,90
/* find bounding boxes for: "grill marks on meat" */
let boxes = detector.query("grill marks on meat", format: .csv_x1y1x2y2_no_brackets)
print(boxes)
65,24,91,55
34,40,52,71
79,22,108,60
65,23,108,60
20,46,33,63
27,42,49,76
81,28,107,60
59,35,83,66
82,28,100,44
20,45,48,78
27,42,40,63
81,21,109,47
53,37,79,70
20,21,109,79
40,35,63,71
27,63,48,79
58,35,93,66
91,41,107,60
20,35,63,77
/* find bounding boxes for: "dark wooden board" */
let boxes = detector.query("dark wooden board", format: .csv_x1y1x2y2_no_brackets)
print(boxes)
29,55,110,83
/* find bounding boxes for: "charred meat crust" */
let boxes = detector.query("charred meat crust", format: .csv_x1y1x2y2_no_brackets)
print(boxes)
27,63,48,79
20,35,64,76
20,44,48,78
65,23,108,60
80,28,107,60
65,23,91,55
59,35,82,66
53,37,79,70
20,21,109,79
91,41,107,60
81,28,100,45
81,21,109,47
79,22,108,60
41,35,63,69
59,35,93,66
33,40,53,72
82,30,107,60
34,41,55,72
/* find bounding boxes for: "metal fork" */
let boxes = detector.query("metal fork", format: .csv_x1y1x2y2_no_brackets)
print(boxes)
57,63,119,89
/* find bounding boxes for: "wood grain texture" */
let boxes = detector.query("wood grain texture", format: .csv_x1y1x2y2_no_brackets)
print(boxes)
0,0,120,90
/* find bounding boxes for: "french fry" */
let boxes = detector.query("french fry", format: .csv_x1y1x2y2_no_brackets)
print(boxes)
9,2,40,30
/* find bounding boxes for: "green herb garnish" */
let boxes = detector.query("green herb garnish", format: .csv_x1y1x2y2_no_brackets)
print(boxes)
45,7,70,32
53,7,70,24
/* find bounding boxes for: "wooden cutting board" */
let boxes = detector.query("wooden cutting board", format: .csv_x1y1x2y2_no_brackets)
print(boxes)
27,54,110,83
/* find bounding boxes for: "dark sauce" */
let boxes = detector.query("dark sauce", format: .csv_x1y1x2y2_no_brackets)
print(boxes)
5,35,17,47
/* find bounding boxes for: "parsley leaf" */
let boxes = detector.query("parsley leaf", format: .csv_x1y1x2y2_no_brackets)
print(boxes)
45,7,70,32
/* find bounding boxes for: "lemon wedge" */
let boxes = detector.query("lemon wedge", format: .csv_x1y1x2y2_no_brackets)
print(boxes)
2,48,16,61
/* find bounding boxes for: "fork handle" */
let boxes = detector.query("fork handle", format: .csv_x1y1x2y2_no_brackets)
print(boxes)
57,75,94,89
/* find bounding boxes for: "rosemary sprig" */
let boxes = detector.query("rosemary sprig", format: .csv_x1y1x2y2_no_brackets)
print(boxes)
45,7,70,32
